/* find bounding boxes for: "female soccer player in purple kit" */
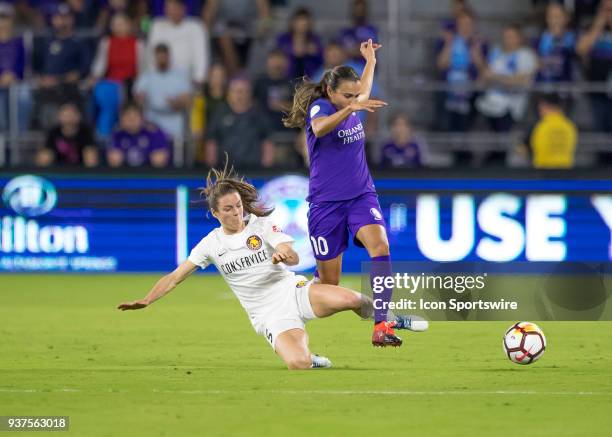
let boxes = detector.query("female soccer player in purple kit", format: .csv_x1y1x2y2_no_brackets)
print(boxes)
284,39,428,347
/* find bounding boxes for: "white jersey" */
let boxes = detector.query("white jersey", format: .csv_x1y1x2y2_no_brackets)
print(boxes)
188,214,297,328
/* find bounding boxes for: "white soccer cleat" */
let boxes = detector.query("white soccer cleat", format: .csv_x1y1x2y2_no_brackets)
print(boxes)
310,354,332,369
394,315,429,332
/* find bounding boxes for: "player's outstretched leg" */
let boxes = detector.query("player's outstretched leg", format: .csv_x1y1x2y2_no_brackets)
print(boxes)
308,283,403,347
274,328,332,370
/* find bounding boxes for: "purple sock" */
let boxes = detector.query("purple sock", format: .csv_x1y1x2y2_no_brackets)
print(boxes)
371,255,392,324
313,270,320,279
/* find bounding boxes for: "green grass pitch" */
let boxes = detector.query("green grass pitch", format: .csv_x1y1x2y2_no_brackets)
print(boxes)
1,274,612,436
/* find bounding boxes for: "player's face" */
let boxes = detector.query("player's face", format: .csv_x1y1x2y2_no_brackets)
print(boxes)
328,80,361,109
214,192,244,233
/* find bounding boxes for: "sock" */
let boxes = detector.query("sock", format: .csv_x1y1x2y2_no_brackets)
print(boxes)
312,269,321,283
371,255,392,325
358,294,396,322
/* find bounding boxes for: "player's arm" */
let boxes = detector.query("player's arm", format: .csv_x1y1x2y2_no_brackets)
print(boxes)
311,100,387,137
117,260,198,311
271,242,299,266
356,39,381,102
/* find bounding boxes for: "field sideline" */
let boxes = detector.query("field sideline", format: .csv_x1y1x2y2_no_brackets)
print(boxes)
1,274,612,436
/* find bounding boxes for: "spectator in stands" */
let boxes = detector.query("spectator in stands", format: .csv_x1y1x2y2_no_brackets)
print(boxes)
380,112,428,168
436,10,487,131
577,0,612,132
107,102,172,168
0,2,31,133
134,43,192,142
519,93,577,168
313,41,365,80
203,0,271,76
32,3,89,128
572,0,600,29
36,101,98,167
95,0,129,33
191,62,227,161
276,7,323,79
192,62,228,138
338,0,378,68
65,0,96,29
148,0,209,85
10,0,56,28
128,0,152,36
205,76,275,168
440,0,472,33
253,49,292,133
476,24,537,131
34,3,89,84
90,13,146,138
535,3,576,83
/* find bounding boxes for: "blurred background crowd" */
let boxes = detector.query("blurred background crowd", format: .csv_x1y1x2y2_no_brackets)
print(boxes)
0,0,610,170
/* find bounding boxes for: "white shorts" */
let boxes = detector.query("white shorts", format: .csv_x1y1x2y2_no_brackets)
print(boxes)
259,275,317,351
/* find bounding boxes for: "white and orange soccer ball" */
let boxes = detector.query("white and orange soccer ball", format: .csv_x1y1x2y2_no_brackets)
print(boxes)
503,322,547,365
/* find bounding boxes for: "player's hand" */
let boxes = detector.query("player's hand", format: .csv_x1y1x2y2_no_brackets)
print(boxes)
271,251,289,264
360,39,381,62
350,99,388,113
117,299,149,311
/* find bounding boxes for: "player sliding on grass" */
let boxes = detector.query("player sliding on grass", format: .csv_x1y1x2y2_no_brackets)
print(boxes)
117,163,426,370
283,39,407,346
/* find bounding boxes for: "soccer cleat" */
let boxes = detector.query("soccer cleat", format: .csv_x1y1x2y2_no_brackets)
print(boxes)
310,354,332,368
393,315,429,332
372,321,403,347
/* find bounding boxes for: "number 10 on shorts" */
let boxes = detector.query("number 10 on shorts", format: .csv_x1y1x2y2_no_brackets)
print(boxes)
310,236,329,256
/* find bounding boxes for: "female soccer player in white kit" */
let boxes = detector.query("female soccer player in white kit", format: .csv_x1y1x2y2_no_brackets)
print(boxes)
118,164,422,369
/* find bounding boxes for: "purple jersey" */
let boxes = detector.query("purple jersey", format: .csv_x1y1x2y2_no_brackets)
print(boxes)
305,98,375,203
110,123,170,167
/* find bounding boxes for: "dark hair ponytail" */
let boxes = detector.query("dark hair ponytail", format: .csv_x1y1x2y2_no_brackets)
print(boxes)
283,65,360,129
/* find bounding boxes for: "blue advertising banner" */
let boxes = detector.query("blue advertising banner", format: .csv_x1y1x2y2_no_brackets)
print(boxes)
0,173,611,272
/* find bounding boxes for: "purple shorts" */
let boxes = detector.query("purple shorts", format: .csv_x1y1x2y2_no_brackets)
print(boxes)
307,192,386,261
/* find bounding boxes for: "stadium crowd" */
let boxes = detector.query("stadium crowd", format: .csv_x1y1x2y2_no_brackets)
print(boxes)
0,0,610,169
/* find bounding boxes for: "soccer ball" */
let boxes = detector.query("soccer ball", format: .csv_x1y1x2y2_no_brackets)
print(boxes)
503,322,546,365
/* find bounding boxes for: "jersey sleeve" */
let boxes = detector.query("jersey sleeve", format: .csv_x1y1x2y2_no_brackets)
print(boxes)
187,235,213,269
308,99,335,122
261,217,294,249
